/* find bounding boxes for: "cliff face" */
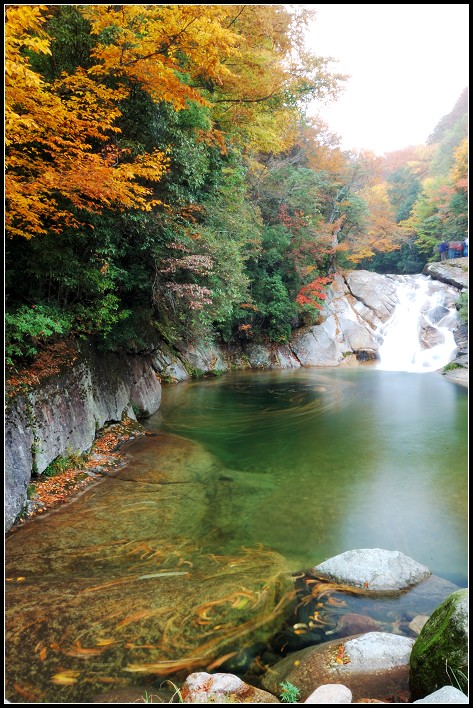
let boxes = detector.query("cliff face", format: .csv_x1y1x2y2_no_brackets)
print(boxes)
5,270,466,531
5,342,162,531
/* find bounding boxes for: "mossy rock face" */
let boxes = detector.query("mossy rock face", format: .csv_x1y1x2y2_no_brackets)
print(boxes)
409,588,468,699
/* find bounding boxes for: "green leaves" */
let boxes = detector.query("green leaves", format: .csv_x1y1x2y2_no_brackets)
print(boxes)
5,305,72,365
279,681,301,703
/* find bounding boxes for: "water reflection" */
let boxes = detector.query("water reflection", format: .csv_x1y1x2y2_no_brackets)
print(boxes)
152,368,468,583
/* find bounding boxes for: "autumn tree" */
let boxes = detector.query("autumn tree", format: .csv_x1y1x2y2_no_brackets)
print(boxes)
344,183,408,264
397,88,469,262
5,5,171,241
205,5,347,153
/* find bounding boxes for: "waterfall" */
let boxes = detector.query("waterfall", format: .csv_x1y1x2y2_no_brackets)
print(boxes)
377,274,459,373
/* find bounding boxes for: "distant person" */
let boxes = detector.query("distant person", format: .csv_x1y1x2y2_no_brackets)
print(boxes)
454,241,463,258
462,237,468,257
448,241,457,259
439,240,448,261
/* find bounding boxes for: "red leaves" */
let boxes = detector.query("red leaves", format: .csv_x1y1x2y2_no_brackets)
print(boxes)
27,470,95,516
6,340,78,397
296,275,332,310
335,644,351,665
239,303,259,311
278,205,309,232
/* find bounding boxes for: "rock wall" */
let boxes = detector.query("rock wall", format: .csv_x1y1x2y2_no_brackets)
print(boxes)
5,269,466,531
424,257,468,385
5,341,162,531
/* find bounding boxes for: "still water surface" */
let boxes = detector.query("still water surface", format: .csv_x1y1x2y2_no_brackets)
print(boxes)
150,367,468,585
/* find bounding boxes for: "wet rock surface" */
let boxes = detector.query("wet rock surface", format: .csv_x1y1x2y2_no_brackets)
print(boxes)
313,549,431,593
261,632,414,702
5,434,293,704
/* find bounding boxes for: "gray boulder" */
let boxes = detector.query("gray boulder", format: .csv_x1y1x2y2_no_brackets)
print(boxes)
413,685,468,703
304,683,352,703
175,340,229,376
180,672,279,703
314,548,431,593
344,271,399,321
261,632,414,702
423,258,469,290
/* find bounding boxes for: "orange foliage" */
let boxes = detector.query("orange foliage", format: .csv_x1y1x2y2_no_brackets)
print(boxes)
25,470,96,517
451,138,468,191
6,340,79,396
20,418,144,523
84,5,237,107
5,5,346,240
5,6,170,239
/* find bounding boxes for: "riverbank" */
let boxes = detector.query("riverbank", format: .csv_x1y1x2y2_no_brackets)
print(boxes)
9,418,146,531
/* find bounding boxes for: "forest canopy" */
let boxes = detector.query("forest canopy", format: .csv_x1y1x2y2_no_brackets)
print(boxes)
5,5,468,367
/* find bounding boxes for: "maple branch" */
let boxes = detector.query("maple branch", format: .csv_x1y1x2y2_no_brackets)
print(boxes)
160,17,199,56
213,91,281,104
212,83,323,105
226,6,247,29
116,17,199,68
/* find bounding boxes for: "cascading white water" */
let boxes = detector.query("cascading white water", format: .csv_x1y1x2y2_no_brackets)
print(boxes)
377,274,459,373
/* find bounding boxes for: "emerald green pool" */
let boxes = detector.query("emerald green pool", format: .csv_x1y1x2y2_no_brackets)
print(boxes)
149,368,468,586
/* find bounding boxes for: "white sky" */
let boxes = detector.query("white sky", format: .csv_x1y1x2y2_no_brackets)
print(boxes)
304,4,469,155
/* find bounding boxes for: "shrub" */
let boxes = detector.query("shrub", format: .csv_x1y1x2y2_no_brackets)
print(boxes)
5,305,72,366
279,681,301,703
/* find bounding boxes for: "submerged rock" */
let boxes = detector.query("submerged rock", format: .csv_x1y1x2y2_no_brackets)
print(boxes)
408,615,430,636
285,571,460,658
5,433,294,704
90,686,176,703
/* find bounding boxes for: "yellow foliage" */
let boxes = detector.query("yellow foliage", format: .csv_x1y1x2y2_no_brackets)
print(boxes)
345,183,406,263
451,138,468,189
84,5,237,108
5,4,346,239
5,5,170,239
